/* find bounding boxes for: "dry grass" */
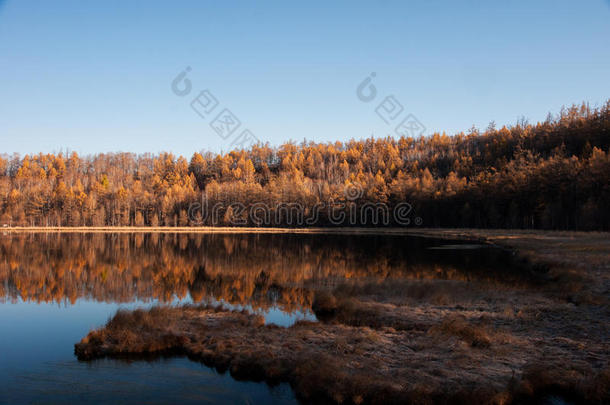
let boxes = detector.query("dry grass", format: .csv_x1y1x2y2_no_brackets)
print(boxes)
312,291,429,331
74,229,610,404
428,315,493,348
76,303,609,404
511,363,610,404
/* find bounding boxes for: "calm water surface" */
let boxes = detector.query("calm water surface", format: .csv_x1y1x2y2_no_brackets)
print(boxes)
0,232,519,404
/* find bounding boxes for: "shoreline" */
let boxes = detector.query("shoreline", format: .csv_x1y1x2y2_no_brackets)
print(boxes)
4,225,609,238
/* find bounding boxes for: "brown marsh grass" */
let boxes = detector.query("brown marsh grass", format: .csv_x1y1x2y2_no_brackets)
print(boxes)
76,302,609,404
75,230,610,404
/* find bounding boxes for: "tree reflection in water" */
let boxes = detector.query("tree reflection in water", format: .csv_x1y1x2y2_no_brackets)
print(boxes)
0,233,526,313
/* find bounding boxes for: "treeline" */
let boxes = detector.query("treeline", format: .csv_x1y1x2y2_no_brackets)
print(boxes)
0,101,609,229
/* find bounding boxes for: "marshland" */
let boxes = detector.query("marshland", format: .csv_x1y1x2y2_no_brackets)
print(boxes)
1,230,608,404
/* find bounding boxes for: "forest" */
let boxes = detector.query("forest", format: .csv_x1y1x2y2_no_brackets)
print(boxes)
1,101,609,229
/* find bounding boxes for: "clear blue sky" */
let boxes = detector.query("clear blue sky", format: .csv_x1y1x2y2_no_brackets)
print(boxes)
1,0,609,157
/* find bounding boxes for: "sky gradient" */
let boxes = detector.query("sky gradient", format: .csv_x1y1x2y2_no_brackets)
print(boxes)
1,0,609,157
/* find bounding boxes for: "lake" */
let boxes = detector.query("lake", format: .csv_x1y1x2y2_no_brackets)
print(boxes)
0,232,520,404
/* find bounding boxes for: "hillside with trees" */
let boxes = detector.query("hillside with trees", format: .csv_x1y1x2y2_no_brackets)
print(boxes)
1,102,608,229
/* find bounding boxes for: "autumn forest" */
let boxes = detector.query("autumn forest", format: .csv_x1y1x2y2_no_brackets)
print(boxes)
1,102,609,230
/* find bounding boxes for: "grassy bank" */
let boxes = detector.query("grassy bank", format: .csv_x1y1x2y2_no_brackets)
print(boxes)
74,229,610,404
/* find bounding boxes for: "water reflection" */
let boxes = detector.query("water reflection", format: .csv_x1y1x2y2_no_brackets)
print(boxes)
0,232,528,404
0,233,526,313
0,300,296,404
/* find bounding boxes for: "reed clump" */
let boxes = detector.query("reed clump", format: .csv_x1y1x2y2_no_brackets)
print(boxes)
76,304,609,404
